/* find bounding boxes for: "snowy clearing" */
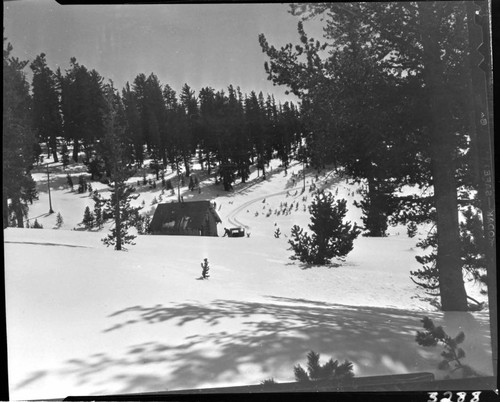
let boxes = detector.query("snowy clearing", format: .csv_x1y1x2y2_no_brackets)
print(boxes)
5,160,493,399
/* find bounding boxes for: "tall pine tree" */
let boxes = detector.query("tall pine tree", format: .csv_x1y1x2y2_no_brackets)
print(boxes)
3,37,38,228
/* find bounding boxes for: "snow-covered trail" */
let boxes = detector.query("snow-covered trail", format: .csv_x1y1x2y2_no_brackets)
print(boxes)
225,166,341,230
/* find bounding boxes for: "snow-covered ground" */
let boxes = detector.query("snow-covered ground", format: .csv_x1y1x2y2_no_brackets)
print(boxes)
4,158,493,400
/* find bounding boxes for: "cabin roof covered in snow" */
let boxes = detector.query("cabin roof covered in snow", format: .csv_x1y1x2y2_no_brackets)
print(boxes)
150,200,221,232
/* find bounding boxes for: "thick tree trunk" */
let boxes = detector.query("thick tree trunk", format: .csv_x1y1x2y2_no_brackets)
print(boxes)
14,201,24,228
50,135,59,163
419,2,468,311
364,176,388,237
72,138,79,162
114,184,122,251
183,153,191,177
206,152,211,175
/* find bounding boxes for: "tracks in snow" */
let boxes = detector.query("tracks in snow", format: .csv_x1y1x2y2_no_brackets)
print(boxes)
225,169,342,231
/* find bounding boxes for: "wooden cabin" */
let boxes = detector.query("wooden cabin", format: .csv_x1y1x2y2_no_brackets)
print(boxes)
150,201,221,236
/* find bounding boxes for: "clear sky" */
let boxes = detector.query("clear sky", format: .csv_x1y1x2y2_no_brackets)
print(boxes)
3,0,312,104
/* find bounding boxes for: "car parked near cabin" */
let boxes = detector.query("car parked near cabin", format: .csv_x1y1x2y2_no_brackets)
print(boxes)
224,227,245,237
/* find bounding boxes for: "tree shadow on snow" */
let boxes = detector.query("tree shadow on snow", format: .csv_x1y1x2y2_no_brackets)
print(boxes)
19,297,493,396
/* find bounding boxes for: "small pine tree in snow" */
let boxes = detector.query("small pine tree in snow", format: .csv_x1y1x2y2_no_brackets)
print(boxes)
416,317,478,378
274,228,281,238
151,196,158,205
200,258,210,279
32,219,43,229
294,351,354,382
55,212,63,228
82,206,94,229
288,191,361,265
407,221,418,238
93,193,105,229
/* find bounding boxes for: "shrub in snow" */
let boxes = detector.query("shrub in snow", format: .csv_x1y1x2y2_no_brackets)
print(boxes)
416,317,479,378
274,228,281,238
288,191,361,265
294,351,354,382
407,221,418,238
55,212,63,229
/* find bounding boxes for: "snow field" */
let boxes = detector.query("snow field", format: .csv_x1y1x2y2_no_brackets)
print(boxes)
5,158,493,399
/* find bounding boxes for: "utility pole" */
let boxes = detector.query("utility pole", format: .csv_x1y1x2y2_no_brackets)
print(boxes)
46,163,54,214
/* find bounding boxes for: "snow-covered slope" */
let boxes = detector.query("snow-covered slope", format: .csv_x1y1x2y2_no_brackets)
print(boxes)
4,160,493,400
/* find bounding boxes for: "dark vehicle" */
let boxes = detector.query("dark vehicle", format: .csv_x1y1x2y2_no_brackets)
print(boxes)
224,227,245,237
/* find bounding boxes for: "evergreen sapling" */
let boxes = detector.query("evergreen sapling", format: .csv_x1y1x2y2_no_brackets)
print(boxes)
82,206,94,229
200,258,210,279
55,212,63,229
288,191,361,265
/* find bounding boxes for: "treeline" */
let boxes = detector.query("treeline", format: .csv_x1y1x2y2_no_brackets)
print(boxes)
4,39,304,228
31,54,303,190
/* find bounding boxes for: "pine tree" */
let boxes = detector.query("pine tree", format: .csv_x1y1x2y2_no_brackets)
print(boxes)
294,351,354,382
3,37,38,228
32,219,43,229
82,206,94,229
100,83,141,251
411,206,487,309
30,53,62,163
407,221,418,238
102,182,140,250
61,141,70,169
55,212,63,229
200,258,210,279
288,191,361,265
78,175,87,193
416,317,478,378
259,2,472,310
92,192,105,229
66,174,74,191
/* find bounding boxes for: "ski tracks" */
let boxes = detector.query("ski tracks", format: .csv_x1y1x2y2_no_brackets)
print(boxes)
225,169,341,231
